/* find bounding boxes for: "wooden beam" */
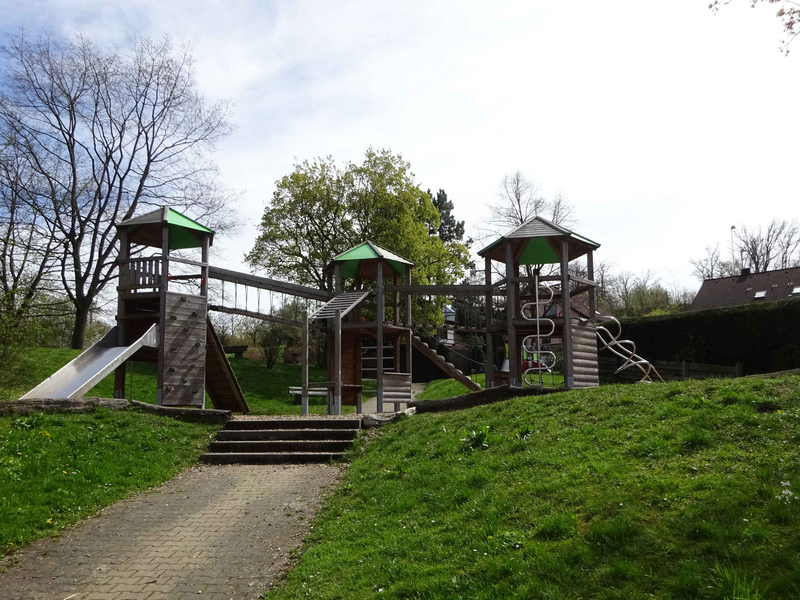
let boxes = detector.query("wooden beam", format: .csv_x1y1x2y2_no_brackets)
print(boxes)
383,284,490,295
200,235,210,297
208,266,333,302
376,260,384,413
505,243,519,386
157,220,169,406
334,309,342,416
114,228,129,400
587,250,596,321
561,238,574,390
301,310,309,416
334,263,343,295
484,255,494,389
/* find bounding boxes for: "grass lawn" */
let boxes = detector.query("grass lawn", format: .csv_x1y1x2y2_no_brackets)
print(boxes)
0,408,219,552
417,372,565,401
267,375,800,599
0,347,353,415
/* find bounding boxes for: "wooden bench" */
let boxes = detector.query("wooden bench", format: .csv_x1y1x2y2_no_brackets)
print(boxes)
223,345,248,359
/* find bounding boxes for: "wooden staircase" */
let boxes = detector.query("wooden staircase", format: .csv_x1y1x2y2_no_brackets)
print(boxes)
412,335,481,392
201,418,360,464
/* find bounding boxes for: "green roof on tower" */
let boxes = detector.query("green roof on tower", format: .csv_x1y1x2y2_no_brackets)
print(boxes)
116,207,214,250
325,241,414,279
478,215,599,264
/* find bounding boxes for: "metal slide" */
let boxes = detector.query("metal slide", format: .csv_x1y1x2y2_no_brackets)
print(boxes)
20,325,158,400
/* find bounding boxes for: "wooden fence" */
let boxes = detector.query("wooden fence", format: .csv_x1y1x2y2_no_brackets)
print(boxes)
599,356,743,383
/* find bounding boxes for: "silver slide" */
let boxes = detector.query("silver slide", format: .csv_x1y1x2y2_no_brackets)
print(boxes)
20,324,158,400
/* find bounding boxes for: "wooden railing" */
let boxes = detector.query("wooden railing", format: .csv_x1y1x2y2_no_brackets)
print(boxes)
118,257,163,292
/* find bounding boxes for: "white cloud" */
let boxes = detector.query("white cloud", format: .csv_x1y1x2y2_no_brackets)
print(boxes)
2,0,798,288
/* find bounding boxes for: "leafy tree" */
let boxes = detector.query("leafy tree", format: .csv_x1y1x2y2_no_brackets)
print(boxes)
710,0,800,53
427,189,467,244
247,148,471,289
0,32,236,348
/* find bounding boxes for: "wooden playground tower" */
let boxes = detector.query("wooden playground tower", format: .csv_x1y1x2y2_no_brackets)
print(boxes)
301,216,602,414
113,207,247,412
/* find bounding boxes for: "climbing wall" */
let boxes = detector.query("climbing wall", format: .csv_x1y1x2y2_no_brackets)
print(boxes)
571,320,599,389
162,292,207,406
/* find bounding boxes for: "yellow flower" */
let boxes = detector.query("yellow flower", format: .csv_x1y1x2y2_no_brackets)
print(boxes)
46,519,52,524
63,471,67,474
17,452,21,455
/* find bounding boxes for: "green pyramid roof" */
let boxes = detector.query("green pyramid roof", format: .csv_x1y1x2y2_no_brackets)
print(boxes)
327,241,414,279
117,207,214,250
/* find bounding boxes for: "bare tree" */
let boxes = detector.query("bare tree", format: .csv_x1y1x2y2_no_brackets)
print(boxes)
486,171,575,235
0,31,237,348
710,0,800,54
689,219,800,280
735,219,797,273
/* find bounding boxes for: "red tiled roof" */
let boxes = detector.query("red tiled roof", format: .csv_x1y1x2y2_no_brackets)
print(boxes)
691,267,800,310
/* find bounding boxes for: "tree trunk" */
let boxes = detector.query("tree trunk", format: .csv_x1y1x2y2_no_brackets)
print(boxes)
71,303,89,349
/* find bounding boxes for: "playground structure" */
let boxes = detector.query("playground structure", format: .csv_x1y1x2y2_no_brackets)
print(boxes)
22,208,663,412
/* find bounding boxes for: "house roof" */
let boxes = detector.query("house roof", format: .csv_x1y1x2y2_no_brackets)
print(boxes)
324,241,414,279
478,215,600,264
691,267,800,311
116,207,214,250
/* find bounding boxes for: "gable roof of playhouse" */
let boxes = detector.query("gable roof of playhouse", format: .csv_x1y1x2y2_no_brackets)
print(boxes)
478,215,600,265
325,241,414,279
116,207,214,250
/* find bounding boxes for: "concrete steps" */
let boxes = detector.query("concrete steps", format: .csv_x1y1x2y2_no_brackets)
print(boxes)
201,418,361,464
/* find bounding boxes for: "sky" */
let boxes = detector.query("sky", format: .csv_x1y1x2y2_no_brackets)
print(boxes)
2,0,798,293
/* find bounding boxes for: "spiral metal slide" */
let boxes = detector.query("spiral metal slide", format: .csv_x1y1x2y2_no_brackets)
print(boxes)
596,316,664,383
20,325,158,400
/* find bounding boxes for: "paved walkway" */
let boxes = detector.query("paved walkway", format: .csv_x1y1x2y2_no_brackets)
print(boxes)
0,464,340,600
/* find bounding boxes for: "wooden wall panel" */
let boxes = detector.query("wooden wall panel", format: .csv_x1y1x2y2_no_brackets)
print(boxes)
162,292,207,406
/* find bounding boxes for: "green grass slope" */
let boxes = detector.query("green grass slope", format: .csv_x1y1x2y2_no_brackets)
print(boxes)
268,376,800,600
0,348,347,415
0,408,218,552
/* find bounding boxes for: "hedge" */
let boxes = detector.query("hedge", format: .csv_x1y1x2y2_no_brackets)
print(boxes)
609,297,800,375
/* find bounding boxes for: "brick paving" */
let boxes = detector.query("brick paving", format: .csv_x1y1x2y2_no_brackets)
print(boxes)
0,464,341,600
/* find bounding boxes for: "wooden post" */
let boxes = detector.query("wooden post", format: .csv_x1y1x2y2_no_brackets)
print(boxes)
505,243,519,386
393,273,399,324
735,361,743,377
200,235,210,297
301,310,309,415
560,238,574,390
156,214,170,405
681,360,689,380
334,263,343,295
587,250,596,321
484,255,494,389
405,268,412,379
334,309,342,415
376,260,385,413
114,228,129,399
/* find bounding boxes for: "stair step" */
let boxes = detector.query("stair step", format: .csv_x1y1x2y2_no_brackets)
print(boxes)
201,452,344,465
208,440,352,453
223,419,360,431
216,429,357,441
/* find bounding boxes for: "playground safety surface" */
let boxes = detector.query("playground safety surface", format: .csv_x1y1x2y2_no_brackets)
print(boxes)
0,463,341,600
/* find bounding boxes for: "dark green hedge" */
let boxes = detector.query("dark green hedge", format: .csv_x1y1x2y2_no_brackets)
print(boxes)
611,297,800,375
